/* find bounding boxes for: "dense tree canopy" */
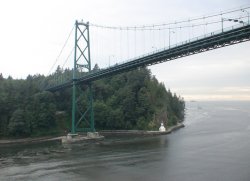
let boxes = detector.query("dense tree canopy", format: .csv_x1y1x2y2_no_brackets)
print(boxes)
0,67,185,137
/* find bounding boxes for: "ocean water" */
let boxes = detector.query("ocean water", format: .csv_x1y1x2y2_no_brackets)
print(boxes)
0,101,250,181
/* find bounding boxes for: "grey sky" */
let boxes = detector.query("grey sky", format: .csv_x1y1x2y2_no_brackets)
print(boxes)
0,0,249,100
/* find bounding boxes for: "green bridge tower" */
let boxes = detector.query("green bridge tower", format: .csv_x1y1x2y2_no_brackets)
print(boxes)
71,20,95,134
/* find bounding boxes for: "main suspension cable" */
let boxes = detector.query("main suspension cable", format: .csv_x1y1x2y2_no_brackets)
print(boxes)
47,25,74,75
89,6,250,30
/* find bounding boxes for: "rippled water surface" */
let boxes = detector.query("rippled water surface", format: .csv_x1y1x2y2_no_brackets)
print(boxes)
1,101,250,181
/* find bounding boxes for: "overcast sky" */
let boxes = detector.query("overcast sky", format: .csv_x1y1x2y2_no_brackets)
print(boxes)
0,0,249,101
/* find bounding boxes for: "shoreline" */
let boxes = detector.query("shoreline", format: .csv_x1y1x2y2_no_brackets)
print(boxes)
100,123,185,136
0,136,63,146
0,123,184,145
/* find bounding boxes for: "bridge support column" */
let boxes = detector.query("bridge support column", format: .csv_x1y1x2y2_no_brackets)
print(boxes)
71,20,95,134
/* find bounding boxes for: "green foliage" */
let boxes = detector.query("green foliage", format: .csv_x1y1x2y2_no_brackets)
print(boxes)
8,109,29,136
0,67,185,137
0,75,58,137
25,91,57,135
91,67,185,130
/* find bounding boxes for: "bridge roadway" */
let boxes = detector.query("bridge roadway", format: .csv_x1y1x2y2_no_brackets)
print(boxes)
47,24,250,92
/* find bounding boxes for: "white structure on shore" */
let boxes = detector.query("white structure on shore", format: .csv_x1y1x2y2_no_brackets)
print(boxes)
159,122,166,132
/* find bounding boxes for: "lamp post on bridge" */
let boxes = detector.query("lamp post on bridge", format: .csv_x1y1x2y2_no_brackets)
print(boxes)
151,46,157,52
109,55,115,67
169,29,175,48
241,9,249,25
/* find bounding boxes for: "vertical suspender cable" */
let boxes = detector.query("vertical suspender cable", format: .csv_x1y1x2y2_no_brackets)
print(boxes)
127,28,129,59
134,27,136,57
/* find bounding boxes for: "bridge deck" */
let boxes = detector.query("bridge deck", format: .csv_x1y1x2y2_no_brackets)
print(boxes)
46,24,250,92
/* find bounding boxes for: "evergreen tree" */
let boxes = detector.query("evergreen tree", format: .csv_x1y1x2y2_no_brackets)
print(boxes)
8,109,29,136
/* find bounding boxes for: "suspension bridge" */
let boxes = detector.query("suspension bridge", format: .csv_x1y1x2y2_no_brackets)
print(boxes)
43,7,250,134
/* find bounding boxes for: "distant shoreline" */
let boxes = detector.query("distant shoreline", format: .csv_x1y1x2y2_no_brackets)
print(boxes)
0,123,184,146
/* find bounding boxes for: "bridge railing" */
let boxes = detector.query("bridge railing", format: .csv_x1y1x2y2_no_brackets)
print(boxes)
119,22,249,66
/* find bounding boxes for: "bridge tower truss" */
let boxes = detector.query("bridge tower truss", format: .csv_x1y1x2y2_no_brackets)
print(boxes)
71,20,95,134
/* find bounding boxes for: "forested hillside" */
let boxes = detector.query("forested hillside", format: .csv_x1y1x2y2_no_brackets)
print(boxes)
0,67,185,137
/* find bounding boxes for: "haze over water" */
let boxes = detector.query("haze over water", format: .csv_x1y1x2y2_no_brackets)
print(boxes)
0,101,250,181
